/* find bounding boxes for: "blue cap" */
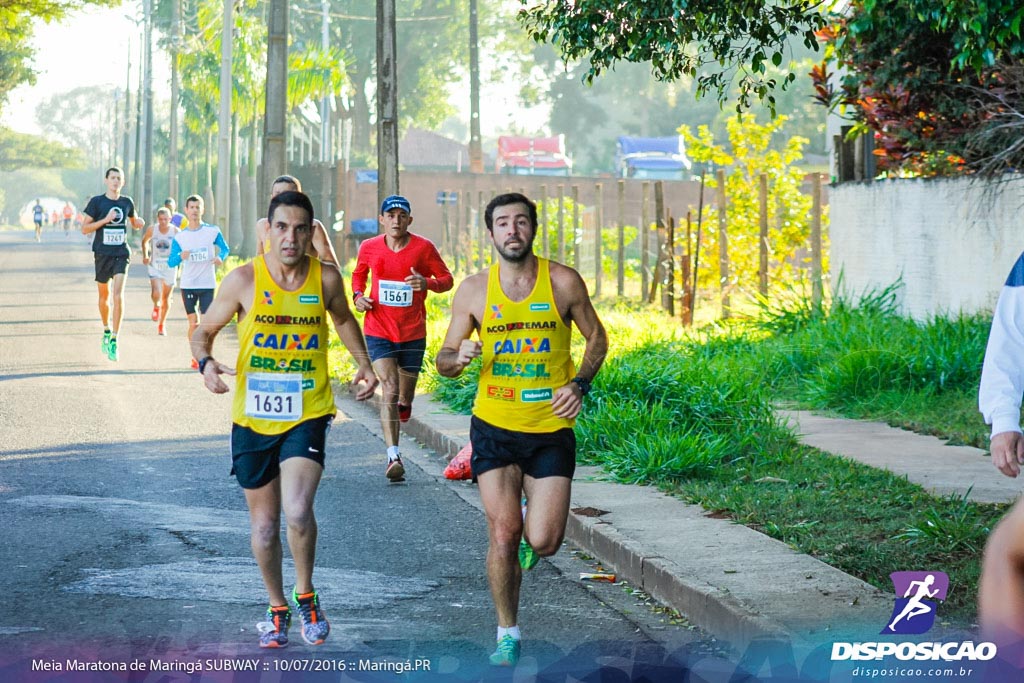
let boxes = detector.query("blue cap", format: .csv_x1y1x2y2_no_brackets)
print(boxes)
380,195,411,214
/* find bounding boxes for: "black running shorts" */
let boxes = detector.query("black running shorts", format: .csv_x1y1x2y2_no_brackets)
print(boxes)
469,415,576,480
230,414,333,489
94,254,130,283
182,289,214,316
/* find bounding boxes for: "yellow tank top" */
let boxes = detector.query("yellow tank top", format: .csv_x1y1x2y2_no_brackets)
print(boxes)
232,256,335,434
473,258,575,433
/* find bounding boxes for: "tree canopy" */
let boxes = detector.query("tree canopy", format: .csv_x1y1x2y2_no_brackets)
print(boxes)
816,0,1024,176
0,127,82,171
517,0,825,114
0,0,119,115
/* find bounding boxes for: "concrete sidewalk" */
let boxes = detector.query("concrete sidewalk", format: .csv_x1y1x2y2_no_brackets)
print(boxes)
339,391,899,652
781,410,1021,504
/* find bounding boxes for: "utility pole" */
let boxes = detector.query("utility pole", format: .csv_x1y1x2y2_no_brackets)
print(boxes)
215,0,233,242
122,40,131,170
143,0,154,218
320,0,331,164
261,0,288,208
169,0,181,201
468,0,483,173
376,0,399,203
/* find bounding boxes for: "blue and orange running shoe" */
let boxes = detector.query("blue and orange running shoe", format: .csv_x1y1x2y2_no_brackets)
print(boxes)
256,605,291,648
293,588,330,645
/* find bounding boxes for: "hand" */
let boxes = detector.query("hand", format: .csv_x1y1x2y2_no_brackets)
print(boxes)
992,431,1024,478
131,216,144,230
551,382,584,419
457,339,482,366
201,359,236,394
354,296,374,312
142,256,150,265
214,257,223,266
181,250,191,260
405,267,427,291
105,208,119,224
351,365,379,401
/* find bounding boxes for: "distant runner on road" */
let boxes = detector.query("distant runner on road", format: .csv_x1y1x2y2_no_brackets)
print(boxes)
32,199,44,242
435,192,608,667
167,194,228,369
352,194,453,481
191,190,377,649
141,207,179,336
80,167,145,362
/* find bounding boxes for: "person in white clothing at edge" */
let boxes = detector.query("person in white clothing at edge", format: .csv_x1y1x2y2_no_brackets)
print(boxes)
167,194,229,368
977,254,1024,647
141,207,180,336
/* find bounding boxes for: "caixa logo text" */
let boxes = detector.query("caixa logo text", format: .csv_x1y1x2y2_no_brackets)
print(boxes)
830,641,996,661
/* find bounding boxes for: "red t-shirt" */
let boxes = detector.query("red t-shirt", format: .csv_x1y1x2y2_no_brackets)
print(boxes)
351,233,454,342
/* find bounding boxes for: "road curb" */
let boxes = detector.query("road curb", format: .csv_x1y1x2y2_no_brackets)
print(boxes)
348,389,805,647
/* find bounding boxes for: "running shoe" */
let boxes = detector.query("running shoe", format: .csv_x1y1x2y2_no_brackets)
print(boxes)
107,337,119,362
190,357,199,370
292,589,330,645
489,635,521,667
385,456,405,482
519,537,539,570
158,324,166,336
256,605,291,648
102,331,111,355
151,305,160,322
398,403,412,423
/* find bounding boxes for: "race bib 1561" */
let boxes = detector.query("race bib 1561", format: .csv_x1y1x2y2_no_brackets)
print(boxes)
377,279,413,307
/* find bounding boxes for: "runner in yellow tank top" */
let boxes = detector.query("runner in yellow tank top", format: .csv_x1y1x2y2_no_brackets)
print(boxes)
190,191,378,649
436,193,608,667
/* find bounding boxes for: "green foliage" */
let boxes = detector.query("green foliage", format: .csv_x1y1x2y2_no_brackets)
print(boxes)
0,127,82,172
0,0,119,115
895,490,992,554
0,167,81,218
818,0,1024,176
518,0,824,115
680,115,821,297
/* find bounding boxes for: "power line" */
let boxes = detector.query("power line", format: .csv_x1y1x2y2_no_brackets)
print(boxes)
290,5,450,21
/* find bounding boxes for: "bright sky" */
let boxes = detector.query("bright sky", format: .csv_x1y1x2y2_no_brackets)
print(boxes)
2,2,169,136
2,2,546,139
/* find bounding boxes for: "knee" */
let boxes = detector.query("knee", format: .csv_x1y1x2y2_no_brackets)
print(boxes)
283,504,316,535
489,518,523,556
250,516,280,549
527,532,564,557
379,374,399,399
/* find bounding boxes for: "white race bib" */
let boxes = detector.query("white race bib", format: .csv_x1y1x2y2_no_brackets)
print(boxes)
103,228,126,246
189,247,210,262
377,279,413,307
245,373,302,421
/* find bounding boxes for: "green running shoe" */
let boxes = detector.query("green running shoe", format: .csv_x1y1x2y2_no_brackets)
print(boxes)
489,635,521,667
107,337,118,361
101,331,111,355
519,536,539,570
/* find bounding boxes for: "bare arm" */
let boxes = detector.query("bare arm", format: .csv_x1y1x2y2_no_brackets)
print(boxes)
322,265,378,400
550,264,609,419
80,211,109,235
435,275,485,378
140,227,154,264
255,218,268,255
310,219,339,267
192,266,249,393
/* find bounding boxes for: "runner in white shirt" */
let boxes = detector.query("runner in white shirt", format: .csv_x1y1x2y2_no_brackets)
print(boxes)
141,207,179,336
167,194,229,368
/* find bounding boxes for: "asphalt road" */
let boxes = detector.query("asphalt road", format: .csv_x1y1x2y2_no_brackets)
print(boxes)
0,228,730,682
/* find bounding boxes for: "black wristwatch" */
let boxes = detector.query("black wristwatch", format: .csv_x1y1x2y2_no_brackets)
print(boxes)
198,356,214,374
570,376,591,397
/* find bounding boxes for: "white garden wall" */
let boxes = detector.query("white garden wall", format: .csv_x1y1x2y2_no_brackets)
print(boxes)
829,176,1024,318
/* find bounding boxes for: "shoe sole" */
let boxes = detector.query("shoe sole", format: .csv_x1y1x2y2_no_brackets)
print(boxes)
386,461,405,481
260,641,287,649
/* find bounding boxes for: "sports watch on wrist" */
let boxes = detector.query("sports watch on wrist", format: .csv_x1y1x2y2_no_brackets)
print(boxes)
570,376,591,397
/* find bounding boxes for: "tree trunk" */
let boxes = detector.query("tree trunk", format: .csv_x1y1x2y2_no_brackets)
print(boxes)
261,0,288,211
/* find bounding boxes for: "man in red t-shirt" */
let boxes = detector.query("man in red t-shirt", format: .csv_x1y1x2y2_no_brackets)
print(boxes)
352,195,454,481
